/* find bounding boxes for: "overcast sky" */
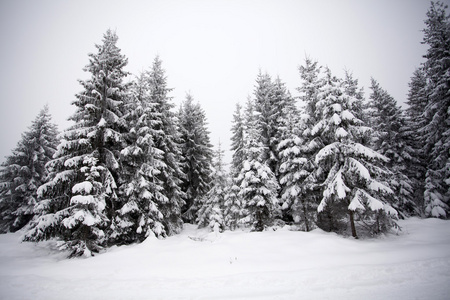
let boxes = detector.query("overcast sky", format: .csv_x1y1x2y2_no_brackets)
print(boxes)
0,0,431,165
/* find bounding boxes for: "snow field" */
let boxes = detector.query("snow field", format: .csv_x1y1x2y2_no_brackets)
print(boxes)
0,217,449,300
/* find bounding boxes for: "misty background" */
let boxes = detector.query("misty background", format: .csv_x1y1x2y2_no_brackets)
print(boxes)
0,0,429,164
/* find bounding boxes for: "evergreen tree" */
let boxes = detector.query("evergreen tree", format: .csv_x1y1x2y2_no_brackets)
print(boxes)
0,105,58,233
238,100,279,231
24,30,129,257
312,68,397,238
420,2,450,218
178,94,213,223
223,179,242,231
368,79,417,216
271,77,297,185
112,72,166,244
253,72,277,172
196,143,228,232
297,57,323,130
230,103,245,177
284,57,325,229
342,71,367,126
147,57,185,234
405,67,428,213
224,102,245,230
251,73,296,208
278,111,317,231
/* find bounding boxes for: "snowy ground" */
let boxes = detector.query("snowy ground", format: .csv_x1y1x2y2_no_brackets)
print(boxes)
1,218,449,300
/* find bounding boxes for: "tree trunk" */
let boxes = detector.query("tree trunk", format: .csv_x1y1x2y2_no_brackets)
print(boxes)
302,201,310,232
349,210,358,239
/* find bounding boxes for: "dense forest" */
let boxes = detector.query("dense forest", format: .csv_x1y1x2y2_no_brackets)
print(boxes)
0,2,448,257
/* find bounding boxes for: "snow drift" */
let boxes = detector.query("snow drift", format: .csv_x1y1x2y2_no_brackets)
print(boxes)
0,217,449,300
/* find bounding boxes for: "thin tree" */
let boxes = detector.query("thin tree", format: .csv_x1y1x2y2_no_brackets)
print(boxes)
147,57,185,234
178,94,213,223
367,78,417,217
197,142,228,232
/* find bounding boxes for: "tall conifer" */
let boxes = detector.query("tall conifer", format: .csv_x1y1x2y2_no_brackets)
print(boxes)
178,94,213,223
25,30,129,256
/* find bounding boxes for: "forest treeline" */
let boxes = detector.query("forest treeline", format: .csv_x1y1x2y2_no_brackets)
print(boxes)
0,2,448,257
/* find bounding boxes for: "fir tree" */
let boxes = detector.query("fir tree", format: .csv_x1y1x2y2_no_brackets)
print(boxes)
278,111,317,231
224,102,245,230
197,143,228,232
284,57,325,229
298,57,323,130
420,2,450,218
271,77,297,187
0,105,58,232
223,179,242,231
238,100,279,231
113,72,166,244
230,103,245,178
368,79,417,217
312,68,397,238
146,57,185,234
253,72,277,172
178,94,213,223
405,67,428,213
24,30,129,257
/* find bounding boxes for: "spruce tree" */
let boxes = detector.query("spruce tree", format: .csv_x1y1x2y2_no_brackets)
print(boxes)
0,105,58,232
24,30,129,256
298,57,323,130
278,111,317,231
405,67,428,213
312,68,397,238
420,2,450,218
223,180,242,231
224,103,245,230
178,94,213,223
253,72,277,172
238,99,279,231
271,77,297,186
112,72,166,244
285,57,325,229
368,79,417,217
230,103,245,177
196,143,228,232
147,57,185,234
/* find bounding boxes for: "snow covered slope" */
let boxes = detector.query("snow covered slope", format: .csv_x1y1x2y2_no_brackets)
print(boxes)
1,218,449,300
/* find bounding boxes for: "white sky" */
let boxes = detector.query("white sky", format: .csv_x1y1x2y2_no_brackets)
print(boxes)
0,0,430,165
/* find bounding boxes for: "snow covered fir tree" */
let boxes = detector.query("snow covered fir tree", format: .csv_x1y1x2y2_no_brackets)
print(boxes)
112,70,167,244
178,94,213,223
238,98,280,231
196,142,228,232
145,57,186,235
415,1,450,218
0,105,59,233
367,79,417,217
0,1,449,258
23,30,131,256
309,68,398,238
